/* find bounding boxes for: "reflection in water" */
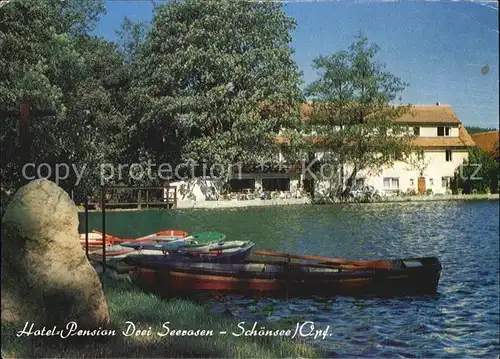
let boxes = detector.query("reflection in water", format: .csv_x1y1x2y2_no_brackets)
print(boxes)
81,200,499,358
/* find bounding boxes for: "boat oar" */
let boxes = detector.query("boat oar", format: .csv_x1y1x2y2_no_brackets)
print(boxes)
251,250,392,269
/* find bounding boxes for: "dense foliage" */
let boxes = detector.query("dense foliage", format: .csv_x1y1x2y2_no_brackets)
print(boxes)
126,0,303,179
452,148,499,194
0,0,129,203
2,2,433,206
1,0,302,203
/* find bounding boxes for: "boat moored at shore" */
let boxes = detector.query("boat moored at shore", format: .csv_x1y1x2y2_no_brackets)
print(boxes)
124,255,442,297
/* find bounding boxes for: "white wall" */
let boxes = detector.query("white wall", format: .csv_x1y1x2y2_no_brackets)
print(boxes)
360,149,468,195
169,173,301,203
168,178,224,202
168,144,469,201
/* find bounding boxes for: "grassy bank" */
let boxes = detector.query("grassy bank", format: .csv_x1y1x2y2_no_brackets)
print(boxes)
1,275,319,358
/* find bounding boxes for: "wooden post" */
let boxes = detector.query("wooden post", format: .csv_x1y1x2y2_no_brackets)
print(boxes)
20,103,31,183
173,187,177,208
165,186,169,209
285,255,291,299
20,102,30,147
101,187,106,276
85,195,89,258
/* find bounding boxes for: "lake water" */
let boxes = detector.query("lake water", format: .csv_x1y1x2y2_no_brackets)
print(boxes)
81,200,500,358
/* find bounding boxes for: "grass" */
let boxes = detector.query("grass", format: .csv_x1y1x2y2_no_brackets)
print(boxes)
1,274,320,358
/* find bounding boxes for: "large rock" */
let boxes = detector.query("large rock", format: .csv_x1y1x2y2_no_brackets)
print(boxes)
1,179,109,328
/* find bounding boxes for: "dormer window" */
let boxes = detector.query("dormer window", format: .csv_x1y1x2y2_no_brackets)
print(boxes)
437,126,451,136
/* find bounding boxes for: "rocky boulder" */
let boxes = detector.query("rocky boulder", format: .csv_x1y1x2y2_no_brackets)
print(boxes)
1,179,109,328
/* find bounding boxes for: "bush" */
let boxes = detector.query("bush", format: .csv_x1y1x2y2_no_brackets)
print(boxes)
405,188,417,196
452,148,499,194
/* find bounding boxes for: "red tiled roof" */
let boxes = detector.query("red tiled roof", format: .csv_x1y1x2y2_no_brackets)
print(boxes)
472,131,500,157
393,105,461,125
291,104,476,148
299,103,462,124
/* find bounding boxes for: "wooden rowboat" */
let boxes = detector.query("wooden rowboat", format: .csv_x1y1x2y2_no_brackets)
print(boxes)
125,255,442,297
120,238,198,251
88,244,136,258
134,229,189,242
123,241,255,263
80,229,189,247
192,231,226,244
79,232,106,247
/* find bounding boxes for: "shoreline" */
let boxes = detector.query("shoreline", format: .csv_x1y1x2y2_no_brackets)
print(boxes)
77,193,499,211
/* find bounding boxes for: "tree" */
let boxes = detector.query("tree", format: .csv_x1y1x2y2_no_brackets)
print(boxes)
405,151,430,178
0,0,128,202
128,0,303,180
1,0,74,193
116,16,148,65
303,35,415,199
59,35,131,199
452,148,499,194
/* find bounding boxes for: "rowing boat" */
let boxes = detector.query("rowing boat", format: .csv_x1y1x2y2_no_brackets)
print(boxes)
79,229,189,247
192,231,226,244
88,244,135,258
79,232,106,247
122,241,255,263
120,237,198,251
125,255,442,297
88,245,175,259
133,229,189,242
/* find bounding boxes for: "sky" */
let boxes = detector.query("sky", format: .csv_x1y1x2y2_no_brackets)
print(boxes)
93,0,499,129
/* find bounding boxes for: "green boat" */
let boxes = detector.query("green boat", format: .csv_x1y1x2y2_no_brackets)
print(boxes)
192,231,226,244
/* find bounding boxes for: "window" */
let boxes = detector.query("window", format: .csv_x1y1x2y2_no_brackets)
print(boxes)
429,178,434,186
229,179,255,191
262,178,290,191
355,178,365,187
383,177,400,190
446,150,452,162
410,178,414,186
437,126,451,137
442,176,451,188
413,126,420,136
